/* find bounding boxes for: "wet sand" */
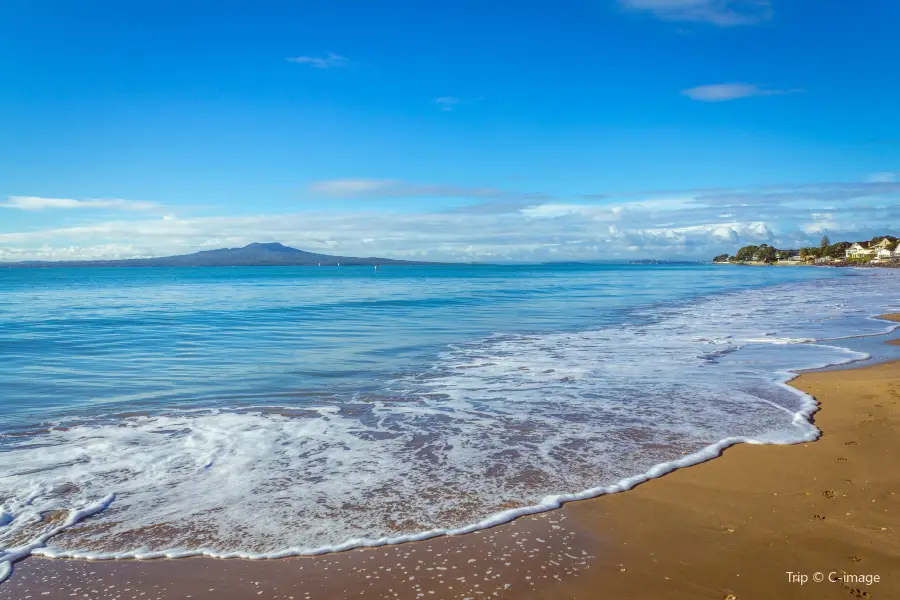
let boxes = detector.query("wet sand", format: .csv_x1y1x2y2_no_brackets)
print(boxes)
3,316,899,599
554,328,900,599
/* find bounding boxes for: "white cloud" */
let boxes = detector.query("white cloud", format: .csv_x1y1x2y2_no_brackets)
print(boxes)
434,97,461,111
521,204,596,218
286,52,349,69
682,83,801,102
1,196,157,211
741,221,775,240
799,212,860,235
712,226,738,242
309,179,400,196
0,244,162,262
618,0,771,26
2,181,899,262
865,171,898,183
308,179,512,200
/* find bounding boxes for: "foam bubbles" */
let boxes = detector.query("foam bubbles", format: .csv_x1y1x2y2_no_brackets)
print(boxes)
1,272,898,578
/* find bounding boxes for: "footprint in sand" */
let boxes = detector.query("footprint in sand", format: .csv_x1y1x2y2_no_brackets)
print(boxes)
823,490,836,499
812,514,827,521
850,556,862,563
838,457,848,462
845,441,858,446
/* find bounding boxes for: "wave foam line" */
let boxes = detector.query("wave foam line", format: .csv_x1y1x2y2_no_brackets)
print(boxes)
0,493,115,583
23,351,865,566
27,432,812,564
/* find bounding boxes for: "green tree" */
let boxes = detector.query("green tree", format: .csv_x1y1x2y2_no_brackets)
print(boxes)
735,245,759,262
713,254,730,263
757,245,777,263
820,235,830,249
825,241,850,258
871,235,898,246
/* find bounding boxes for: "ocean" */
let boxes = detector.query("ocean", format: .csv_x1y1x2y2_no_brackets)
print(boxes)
1,264,898,578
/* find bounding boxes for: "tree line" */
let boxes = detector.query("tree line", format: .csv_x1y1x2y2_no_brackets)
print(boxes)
714,235,899,264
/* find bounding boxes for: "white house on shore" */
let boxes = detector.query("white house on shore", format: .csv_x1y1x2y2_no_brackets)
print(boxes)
876,241,900,263
848,238,899,262
846,241,877,258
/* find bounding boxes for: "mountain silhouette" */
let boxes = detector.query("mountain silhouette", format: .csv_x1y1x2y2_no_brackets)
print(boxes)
3,243,438,268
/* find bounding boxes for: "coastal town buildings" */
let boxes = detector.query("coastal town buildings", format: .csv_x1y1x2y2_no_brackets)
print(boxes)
846,238,899,263
717,237,897,265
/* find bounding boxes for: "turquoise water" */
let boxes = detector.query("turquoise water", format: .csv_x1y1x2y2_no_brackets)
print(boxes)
1,264,898,576
0,264,853,427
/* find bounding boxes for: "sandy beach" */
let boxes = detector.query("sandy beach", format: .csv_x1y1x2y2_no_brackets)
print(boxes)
2,317,898,600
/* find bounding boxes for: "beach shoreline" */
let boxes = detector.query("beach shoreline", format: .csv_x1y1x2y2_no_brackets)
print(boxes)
549,314,900,599
2,317,899,599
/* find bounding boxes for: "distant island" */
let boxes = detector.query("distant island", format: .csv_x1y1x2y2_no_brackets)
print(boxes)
1,242,441,268
713,235,899,267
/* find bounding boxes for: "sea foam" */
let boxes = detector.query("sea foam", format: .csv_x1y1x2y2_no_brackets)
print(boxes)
1,271,898,580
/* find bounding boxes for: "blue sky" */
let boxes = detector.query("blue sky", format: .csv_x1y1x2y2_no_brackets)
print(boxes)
1,0,898,261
